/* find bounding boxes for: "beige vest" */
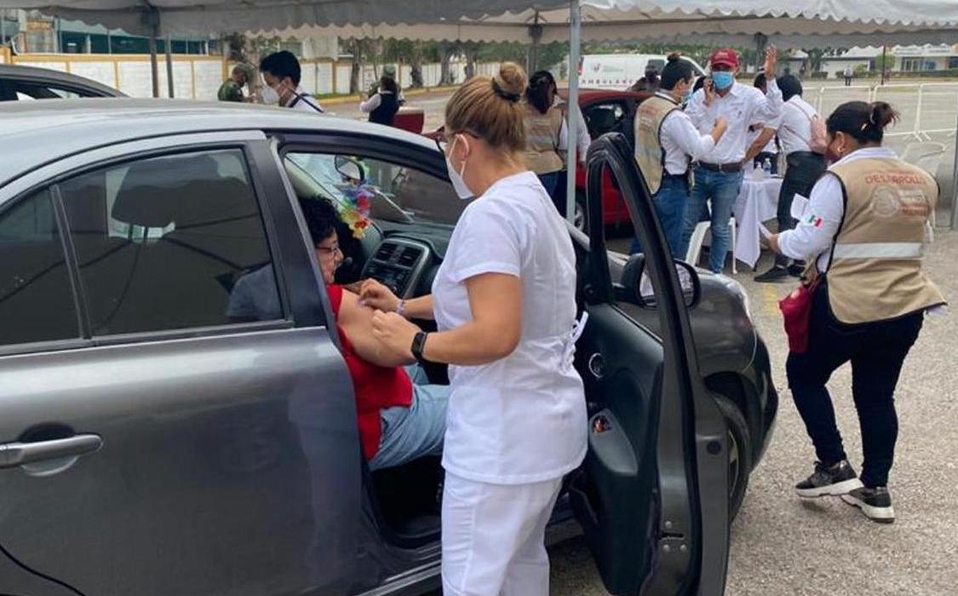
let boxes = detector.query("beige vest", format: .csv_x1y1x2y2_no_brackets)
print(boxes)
524,105,565,175
634,95,679,195
825,157,945,324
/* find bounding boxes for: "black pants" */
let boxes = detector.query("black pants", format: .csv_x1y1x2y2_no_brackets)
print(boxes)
786,282,924,488
752,152,779,175
551,169,569,218
844,76,853,87
774,152,827,267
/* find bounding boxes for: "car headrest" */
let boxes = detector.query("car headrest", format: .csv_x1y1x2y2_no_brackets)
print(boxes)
111,155,223,228
588,107,617,134
170,178,259,230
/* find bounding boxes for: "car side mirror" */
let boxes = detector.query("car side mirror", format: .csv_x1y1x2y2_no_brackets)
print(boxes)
334,155,366,183
620,253,701,309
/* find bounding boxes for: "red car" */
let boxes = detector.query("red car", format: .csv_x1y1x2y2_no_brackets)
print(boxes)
423,88,651,230
562,88,651,230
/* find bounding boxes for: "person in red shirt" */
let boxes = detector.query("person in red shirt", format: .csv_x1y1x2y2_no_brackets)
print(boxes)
232,196,447,469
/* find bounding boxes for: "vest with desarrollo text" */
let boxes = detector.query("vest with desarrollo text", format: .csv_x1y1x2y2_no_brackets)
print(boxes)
634,94,679,195
524,104,565,175
825,157,945,324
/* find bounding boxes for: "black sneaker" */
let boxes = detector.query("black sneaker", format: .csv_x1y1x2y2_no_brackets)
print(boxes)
754,265,790,283
842,486,895,523
795,460,863,498
787,263,805,277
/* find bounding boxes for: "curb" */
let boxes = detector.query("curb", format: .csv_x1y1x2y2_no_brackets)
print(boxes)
320,85,460,107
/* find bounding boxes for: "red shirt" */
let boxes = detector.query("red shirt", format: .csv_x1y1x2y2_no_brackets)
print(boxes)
327,284,413,459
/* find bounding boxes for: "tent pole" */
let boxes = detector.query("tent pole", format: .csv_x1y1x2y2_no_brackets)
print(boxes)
148,8,160,98
950,109,958,230
166,33,174,98
565,0,581,223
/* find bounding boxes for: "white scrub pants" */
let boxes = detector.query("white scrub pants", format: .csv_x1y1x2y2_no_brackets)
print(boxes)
441,473,564,596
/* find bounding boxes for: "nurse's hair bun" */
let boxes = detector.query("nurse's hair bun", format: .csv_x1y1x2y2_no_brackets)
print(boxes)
445,61,527,153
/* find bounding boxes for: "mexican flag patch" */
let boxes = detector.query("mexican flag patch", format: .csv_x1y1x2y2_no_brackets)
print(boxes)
807,214,823,228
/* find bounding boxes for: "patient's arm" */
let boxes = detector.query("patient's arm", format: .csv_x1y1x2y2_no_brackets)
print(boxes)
337,287,413,368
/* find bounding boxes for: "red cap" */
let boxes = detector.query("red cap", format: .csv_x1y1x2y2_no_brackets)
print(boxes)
710,48,739,69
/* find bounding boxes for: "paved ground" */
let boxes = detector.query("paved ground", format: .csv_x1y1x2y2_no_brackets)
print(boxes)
547,229,958,595
401,81,958,594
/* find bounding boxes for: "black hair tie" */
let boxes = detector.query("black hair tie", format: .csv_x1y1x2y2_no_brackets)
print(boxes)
491,79,522,103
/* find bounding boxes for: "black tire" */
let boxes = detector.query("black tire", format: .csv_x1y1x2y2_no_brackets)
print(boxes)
574,190,587,233
714,395,753,522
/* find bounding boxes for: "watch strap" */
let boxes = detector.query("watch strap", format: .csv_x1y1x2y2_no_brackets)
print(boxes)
411,331,429,364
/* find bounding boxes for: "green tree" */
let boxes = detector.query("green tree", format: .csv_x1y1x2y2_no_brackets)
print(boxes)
223,32,247,63
873,49,894,75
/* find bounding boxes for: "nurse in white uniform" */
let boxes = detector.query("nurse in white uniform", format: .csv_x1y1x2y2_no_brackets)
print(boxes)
360,62,587,596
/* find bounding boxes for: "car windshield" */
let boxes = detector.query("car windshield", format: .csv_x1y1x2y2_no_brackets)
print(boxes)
285,153,466,228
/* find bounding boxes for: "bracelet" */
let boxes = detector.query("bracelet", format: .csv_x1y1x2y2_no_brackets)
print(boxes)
396,300,407,317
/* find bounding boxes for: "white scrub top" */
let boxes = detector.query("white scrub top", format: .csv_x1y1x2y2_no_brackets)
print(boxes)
432,171,588,485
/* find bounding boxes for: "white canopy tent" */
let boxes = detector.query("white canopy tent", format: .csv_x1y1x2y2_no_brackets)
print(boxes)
3,0,957,226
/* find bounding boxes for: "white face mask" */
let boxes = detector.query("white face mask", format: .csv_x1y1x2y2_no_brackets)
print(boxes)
445,135,474,200
260,83,281,105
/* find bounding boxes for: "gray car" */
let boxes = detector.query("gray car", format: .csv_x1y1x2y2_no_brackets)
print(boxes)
1,100,741,596
0,64,126,101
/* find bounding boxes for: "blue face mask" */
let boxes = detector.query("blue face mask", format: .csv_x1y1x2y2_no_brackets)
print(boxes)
712,71,735,90
682,89,693,104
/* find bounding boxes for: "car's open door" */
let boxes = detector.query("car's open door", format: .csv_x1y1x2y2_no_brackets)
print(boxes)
569,133,730,595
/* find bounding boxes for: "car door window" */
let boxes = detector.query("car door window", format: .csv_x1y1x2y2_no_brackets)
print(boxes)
58,149,283,335
12,82,88,100
285,152,464,226
0,189,80,346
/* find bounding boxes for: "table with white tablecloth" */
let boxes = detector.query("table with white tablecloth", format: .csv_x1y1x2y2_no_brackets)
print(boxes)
734,175,783,269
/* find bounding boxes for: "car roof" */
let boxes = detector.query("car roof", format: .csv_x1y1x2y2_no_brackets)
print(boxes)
0,99,439,187
558,88,650,102
0,63,126,98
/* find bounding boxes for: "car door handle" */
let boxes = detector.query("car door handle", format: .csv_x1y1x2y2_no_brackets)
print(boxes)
0,434,102,469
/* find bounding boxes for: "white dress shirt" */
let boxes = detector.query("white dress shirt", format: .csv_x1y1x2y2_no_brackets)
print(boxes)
288,86,324,113
776,96,819,155
655,92,716,175
687,79,783,164
359,90,403,113
555,97,591,163
778,146,898,272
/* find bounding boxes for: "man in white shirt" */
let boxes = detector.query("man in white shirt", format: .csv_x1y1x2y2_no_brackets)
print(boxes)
682,46,782,273
745,72,781,175
259,50,325,114
754,74,828,282
632,53,727,255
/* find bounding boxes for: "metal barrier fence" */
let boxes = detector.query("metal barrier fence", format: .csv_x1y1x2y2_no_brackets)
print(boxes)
813,82,958,229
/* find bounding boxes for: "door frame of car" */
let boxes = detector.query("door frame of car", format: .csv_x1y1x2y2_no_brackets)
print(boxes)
0,128,366,595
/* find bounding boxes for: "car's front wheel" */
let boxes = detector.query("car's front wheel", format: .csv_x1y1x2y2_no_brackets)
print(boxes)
714,395,753,522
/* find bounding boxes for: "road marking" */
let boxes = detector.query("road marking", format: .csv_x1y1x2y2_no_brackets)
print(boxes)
762,283,781,315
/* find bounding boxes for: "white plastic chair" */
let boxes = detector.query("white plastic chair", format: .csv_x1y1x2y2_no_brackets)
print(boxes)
685,217,737,274
901,142,945,242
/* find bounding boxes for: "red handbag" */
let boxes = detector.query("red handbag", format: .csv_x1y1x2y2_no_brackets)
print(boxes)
779,278,821,354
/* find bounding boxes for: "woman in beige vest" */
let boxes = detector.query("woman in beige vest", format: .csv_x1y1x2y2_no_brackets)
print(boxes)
769,101,945,523
523,71,567,203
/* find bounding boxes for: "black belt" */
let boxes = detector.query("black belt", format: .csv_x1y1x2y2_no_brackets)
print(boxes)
662,171,688,180
696,161,744,173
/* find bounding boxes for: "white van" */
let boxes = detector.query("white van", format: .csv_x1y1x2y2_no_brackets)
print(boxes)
579,54,706,90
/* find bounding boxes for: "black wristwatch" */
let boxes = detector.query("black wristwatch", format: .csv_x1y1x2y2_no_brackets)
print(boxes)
411,331,429,365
